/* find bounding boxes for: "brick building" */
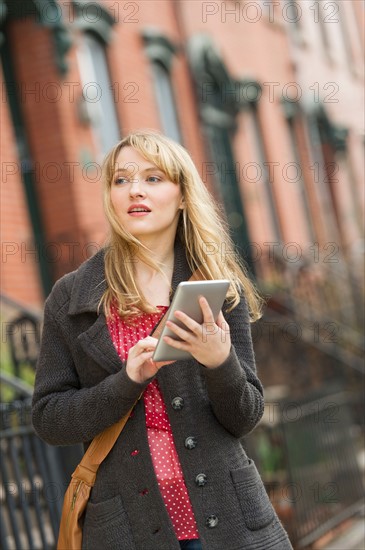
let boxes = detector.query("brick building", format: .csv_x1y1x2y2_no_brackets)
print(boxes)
1,1,364,545
1,0,363,305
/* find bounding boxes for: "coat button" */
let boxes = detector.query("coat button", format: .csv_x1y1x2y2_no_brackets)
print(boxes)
185,436,197,449
171,396,184,410
195,473,207,487
206,515,219,528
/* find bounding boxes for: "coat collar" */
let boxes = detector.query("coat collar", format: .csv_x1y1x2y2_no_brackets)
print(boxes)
68,237,193,315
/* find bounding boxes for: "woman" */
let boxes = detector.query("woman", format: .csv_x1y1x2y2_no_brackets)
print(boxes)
32,130,292,550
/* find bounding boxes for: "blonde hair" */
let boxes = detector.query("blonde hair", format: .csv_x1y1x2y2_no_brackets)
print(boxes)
101,129,263,321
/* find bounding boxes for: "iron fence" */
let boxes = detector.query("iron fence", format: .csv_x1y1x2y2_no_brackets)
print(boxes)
0,398,63,550
1,290,363,549
0,295,82,549
247,391,364,548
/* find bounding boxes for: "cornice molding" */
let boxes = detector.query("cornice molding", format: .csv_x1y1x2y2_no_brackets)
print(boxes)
72,0,116,44
141,27,179,70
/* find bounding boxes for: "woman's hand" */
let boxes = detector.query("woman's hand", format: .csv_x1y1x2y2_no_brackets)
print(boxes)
163,296,231,369
125,336,175,384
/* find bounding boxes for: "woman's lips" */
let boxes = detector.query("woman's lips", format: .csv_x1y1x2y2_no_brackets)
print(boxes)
128,211,150,217
127,204,151,216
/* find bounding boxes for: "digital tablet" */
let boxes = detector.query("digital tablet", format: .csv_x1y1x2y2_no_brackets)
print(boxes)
152,279,230,362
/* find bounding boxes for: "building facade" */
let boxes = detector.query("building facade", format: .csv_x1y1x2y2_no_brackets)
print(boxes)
1,0,364,305
1,0,364,546
2,0,364,392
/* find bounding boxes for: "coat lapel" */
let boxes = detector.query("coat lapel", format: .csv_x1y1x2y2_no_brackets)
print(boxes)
66,238,193,376
67,248,121,374
77,314,123,375
68,248,107,315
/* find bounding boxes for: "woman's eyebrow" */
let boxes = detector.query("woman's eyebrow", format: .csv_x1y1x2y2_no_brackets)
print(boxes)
113,166,164,174
113,168,131,175
144,167,164,173
114,164,163,172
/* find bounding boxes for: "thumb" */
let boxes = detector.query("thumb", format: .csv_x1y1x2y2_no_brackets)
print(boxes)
216,310,226,328
151,359,176,369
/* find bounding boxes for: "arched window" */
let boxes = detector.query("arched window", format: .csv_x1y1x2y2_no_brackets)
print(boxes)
245,102,283,242
77,32,120,156
187,35,258,272
281,0,303,44
142,29,182,143
151,59,181,143
286,114,316,242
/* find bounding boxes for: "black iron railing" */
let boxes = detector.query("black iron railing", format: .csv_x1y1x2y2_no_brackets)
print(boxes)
0,398,66,550
1,257,364,549
1,294,42,400
246,391,364,548
0,294,82,549
251,249,365,547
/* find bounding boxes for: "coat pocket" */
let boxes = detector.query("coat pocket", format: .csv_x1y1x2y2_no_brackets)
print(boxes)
231,459,275,531
82,494,135,550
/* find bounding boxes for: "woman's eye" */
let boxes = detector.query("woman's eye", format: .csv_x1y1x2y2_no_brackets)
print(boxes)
115,177,128,185
147,176,161,183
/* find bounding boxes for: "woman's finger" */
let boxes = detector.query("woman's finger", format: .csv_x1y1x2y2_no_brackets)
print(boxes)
216,310,228,329
166,320,194,342
163,335,190,351
172,310,200,334
139,350,155,361
198,296,215,323
150,359,176,369
139,336,158,347
134,337,157,354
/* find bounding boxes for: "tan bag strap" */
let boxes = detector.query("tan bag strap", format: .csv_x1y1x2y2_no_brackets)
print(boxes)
74,267,205,485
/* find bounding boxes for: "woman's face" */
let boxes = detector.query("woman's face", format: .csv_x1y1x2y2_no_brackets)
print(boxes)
110,146,184,244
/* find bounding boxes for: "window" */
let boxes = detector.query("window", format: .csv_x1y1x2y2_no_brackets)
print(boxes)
151,60,182,143
204,124,254,270
245,104,282,242
286,117,316,242
187,35,261,272
77,32,120,156
257,0,280,23
282,0,302,35
316,0,332,58
305,112,345,244
335,0,355,70
142,29,182,143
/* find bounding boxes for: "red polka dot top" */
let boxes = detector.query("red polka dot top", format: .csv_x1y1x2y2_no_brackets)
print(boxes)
107,303,199,541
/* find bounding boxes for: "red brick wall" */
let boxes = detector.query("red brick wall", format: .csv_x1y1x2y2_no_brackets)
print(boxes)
0,65,43,308
5,6,211,293
2,0,363,308
104,0,208,183
7,18,108,281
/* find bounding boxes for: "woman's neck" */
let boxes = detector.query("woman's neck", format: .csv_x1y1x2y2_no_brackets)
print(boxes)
134,239,175,283
133,244,175,307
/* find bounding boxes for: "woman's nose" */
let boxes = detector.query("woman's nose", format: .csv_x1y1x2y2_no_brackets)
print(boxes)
129,179,146,198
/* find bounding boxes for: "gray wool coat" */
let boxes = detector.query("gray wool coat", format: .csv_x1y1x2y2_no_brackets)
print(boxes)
32,239,293,550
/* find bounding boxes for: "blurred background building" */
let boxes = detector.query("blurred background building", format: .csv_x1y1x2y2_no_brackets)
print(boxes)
1,1,364,549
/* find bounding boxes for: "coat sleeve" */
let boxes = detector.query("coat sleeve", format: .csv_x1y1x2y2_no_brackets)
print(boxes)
201,293,264,438
31,282,149,446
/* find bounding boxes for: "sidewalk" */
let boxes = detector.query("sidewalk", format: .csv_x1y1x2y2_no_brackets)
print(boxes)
313,512,365,550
